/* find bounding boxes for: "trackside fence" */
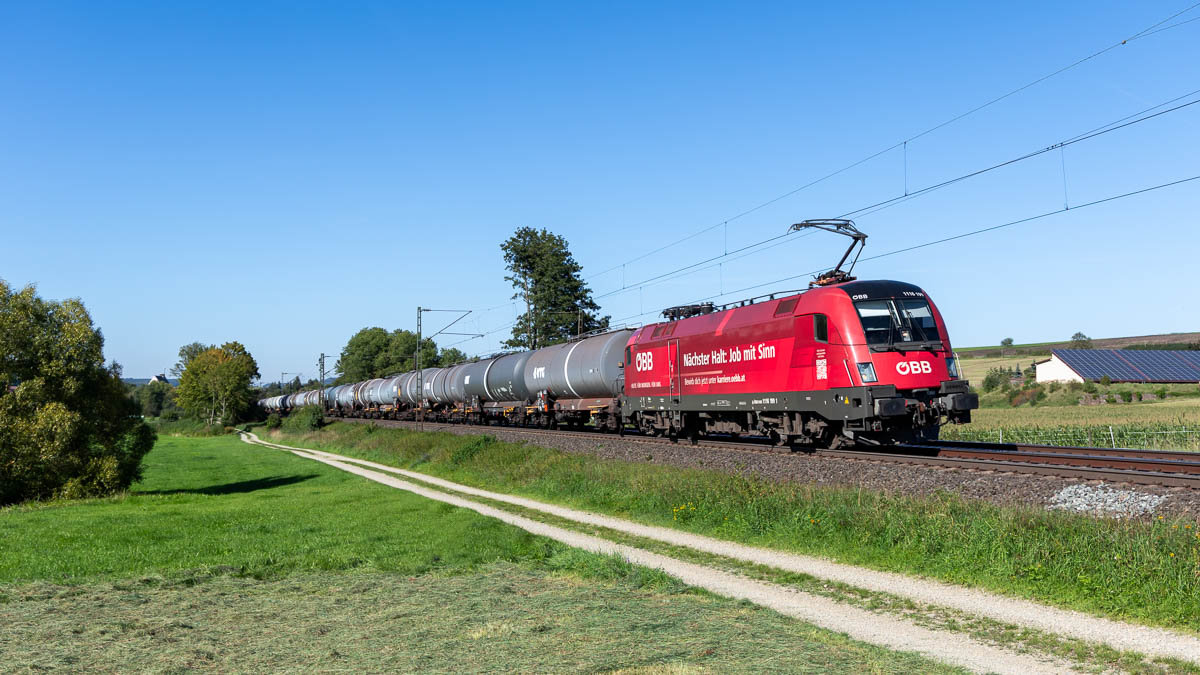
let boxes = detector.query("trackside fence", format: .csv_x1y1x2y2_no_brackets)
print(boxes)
939,425,1200,452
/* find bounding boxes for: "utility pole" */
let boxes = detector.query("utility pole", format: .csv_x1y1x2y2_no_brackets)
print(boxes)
415,307,423,431
414,306,484,432
317,354,328,410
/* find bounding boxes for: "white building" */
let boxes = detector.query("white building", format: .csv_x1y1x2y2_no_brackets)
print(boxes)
1034,354,1085,383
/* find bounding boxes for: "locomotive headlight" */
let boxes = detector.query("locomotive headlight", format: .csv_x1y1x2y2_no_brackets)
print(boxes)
856,362,878,383
946,357,960,379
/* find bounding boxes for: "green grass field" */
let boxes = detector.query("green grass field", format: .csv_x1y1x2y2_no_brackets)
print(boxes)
0,435,955,673
260,423,1200,633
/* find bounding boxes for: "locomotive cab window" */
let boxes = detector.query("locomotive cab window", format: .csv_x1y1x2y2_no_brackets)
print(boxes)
814,314,828,342
855,299,942,349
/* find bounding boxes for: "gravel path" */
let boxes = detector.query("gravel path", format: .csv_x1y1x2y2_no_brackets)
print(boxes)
245,431,1200,669
358,419,1200,519
242,431,1075,674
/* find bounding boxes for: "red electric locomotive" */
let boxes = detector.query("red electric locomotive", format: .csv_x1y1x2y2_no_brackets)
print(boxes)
621,278,977,446
621,220,977,447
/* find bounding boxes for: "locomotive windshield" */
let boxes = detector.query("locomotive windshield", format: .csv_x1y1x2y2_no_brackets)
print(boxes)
855,299,943,350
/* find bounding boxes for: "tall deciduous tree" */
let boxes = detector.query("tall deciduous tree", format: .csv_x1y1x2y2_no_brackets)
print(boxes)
171,341,213,378
176,342,260,425
501,227,608,350
0,280,156,505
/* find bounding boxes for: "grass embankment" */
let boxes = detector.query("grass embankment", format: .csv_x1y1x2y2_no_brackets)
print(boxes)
260,423,1200,632
0,435,950,673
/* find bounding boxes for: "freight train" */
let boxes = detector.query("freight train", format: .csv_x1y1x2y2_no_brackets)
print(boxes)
260,278,978,448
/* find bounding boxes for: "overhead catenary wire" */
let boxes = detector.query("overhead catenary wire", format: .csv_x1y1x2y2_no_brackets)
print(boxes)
583,1,1200,283
603,172,1200,326
439,89,1199,351
432,7,1200,352
838,90,1200,220
589,90,1200,304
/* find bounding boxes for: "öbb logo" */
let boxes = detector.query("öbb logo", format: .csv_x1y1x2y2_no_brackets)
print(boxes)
635,352,654,372
895,361,932,375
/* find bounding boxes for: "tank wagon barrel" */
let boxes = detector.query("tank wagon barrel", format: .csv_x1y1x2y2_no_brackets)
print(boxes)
484,351,532,402
525,330,631,399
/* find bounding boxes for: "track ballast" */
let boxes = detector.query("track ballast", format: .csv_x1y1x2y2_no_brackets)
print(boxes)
329,417,1200,489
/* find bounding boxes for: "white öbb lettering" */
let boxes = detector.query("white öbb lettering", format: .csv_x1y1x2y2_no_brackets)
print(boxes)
533,366,547,379
635,352,654,372
895,361,932,375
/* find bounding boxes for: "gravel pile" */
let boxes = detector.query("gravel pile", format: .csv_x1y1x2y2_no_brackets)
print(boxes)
341,419,1200,519
1047,483,1167,518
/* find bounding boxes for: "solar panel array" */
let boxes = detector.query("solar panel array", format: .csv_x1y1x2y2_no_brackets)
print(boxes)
1054,349,1200,383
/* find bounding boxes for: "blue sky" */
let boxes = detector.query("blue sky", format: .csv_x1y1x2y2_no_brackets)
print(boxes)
2,1,1198,381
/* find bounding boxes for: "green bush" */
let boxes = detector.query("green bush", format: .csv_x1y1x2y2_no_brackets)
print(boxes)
1155,388,1168,400
282,405,323,433
266,413,282,429
1119,390,1134,403
1067,381,1082,392
0,281,156,505
1100,375,1112,387
1082,381,1097,394
981,368,1009,393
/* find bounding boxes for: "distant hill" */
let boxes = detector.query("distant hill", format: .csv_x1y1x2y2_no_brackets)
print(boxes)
122,378,179,386
960,332,1200,358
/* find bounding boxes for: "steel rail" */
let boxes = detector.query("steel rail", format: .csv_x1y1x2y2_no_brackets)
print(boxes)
328,417,1200,489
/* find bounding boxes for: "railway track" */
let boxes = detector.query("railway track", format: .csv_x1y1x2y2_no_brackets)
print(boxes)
329,417,1200,489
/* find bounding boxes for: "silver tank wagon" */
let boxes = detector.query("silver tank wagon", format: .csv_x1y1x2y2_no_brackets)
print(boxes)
523,329,633,399
484,351,532,402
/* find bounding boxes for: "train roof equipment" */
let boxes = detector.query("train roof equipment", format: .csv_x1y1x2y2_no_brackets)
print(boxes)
788,218,868,287
661,303,715,321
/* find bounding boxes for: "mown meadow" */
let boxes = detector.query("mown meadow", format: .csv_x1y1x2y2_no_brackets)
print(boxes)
0,435,954,673
258,421,1200,633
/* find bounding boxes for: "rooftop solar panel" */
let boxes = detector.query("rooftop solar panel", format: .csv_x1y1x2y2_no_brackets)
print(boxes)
1054,349,1200,382
1054,350,1144,381
1175,351,1200,370
1118,350,1200,382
